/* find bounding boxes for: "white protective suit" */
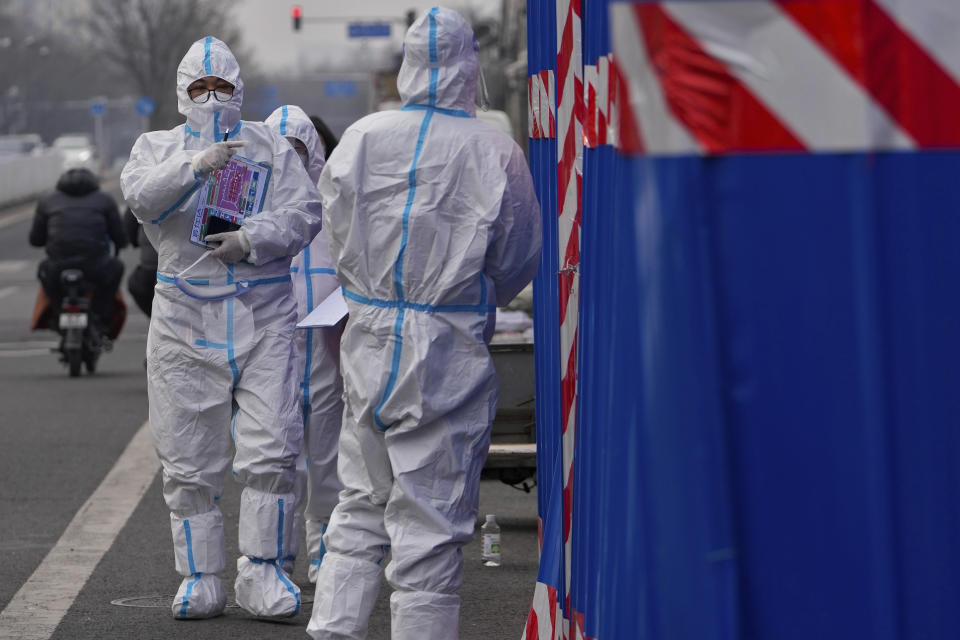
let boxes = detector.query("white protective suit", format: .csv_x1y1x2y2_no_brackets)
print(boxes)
264,105,344,584
306,8,542,640
120,37,323,620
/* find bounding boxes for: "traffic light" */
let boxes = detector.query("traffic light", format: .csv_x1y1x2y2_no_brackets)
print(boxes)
292,5,302,31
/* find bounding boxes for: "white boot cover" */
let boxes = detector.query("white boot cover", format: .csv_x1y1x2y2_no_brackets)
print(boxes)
390,590,460,640
235,487,300,617
171,510,226,576
306,553,384,639
172,573,226,619
305,520,328,584
169,510,226,619
235,556,301,618
237,487,298,559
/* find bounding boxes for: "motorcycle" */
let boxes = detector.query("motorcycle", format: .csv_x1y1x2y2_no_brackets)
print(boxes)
30,263,126,378
56,269,108,377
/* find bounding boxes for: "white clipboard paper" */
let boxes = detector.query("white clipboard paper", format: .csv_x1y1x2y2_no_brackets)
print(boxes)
297,287,348,329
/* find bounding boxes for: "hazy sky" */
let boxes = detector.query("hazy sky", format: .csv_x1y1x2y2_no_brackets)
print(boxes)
234,0,500,74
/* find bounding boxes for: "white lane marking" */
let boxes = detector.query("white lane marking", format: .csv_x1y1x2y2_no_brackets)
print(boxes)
0,261,28,274
0,210,32,230
0,421,159,640
0,286,16,300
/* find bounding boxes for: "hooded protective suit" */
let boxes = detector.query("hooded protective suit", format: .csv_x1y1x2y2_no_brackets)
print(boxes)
265,105,344,584
306,8,541,639
121,37,322,620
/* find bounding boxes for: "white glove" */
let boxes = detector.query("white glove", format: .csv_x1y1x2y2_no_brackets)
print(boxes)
190,140,247,175
205,229,251,263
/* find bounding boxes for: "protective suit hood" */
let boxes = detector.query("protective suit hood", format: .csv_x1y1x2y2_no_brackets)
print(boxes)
177,36,244,141
265,105,325,183
398,7,478,116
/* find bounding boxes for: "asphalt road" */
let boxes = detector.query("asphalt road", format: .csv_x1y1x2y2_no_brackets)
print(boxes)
0,183,540,640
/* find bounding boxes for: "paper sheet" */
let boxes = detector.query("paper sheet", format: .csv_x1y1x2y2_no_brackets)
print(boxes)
296,287,349,328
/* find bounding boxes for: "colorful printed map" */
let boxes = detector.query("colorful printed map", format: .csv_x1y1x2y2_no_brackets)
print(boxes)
190,155,272,248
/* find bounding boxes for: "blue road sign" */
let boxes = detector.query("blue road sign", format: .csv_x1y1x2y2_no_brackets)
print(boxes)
324,81,357,98
348,22,391,38
135,96,156,117
90,100,107,117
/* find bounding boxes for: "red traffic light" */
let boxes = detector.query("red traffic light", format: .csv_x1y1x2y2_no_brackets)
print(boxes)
292,5,302,31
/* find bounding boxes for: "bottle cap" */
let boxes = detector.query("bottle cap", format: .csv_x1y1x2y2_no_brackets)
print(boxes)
485,514,496,523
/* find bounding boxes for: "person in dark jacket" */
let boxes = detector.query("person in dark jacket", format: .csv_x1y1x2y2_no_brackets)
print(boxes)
123,207,158,317
29,168,127,332
309,114,339,159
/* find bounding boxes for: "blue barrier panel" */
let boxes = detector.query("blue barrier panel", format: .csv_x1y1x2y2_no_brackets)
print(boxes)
527,0,565,613
527,1,960,639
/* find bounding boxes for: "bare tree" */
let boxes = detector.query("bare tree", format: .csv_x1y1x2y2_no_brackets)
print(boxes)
85,0,248,129
1,4,117,136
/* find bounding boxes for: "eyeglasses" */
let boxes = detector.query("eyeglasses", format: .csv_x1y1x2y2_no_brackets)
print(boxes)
190,89,233,104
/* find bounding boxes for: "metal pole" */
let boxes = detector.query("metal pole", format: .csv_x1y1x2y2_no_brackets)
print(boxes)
93,112,104,172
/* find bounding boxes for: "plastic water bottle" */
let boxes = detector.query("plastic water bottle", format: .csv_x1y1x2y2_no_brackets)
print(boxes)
481,514,501,566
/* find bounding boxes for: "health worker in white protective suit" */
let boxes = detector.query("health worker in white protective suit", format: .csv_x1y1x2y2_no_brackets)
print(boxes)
264,104,344,584
307,8,542,639
120,37,323,620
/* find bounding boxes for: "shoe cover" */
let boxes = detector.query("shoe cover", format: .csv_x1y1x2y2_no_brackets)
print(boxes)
306,520,328,584
234,556,301,618
171,573,226,619
307,553,383,639
390,590,460,640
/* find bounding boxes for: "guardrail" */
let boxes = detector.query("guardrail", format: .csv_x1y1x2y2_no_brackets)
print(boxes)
0,152,63,208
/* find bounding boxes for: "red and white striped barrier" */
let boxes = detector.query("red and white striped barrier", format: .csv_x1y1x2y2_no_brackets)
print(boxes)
529,70,558,139
610,0,960,156
583,54,612,148
556,0,583,639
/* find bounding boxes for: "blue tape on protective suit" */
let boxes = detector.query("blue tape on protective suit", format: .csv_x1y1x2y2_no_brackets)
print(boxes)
276,498,286,559
184,519,197,573
178,519,198,619
226,264,239,389
150,180,202,224
185,120,241,143
402,104,472,118
342,287,495,315
194,339,229,349
203,36,213,74
301,246,315,421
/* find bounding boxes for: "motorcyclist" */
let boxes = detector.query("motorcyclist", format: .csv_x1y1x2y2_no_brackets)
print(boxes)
29,167,126,335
